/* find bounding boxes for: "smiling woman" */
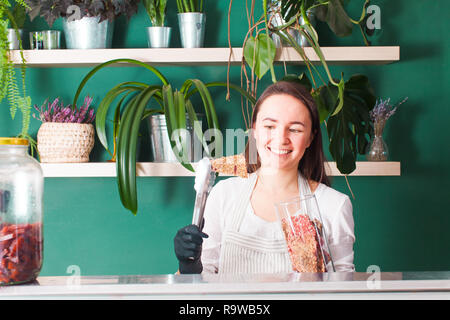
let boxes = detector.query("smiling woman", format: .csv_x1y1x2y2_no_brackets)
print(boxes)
174,81,355,275
246,81,329,187
253,94,313,173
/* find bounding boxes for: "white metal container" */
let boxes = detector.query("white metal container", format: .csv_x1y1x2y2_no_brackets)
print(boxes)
178,13,206,48
146,26,171,48
7,29,24,50
148,114,203,162
62,16,114,49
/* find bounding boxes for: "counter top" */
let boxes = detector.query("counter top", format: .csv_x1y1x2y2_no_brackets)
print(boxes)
1,272,449,299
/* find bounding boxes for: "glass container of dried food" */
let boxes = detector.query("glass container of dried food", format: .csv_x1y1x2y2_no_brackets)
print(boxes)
275,195,334,273
0,138,44,285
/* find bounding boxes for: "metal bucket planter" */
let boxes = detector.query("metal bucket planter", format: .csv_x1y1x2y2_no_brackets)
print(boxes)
62,16,114,49
7,29,24,49
146,26,172,48
269,9,316,47
29,30,61,50
37,123,95,163
148,114,203,162
177,13,206,48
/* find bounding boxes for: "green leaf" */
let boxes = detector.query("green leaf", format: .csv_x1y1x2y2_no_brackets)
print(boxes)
116,96,139,212
330,77,345,116
316,0,354,37
189,79,219,130
185,99,209,155
186,81,257,106
116,87,159,214
175,90,188,162
162,85,194,172
281,72,313,92
243,33,276,80
143,0,167,26
96,82,147,151
73,58,168,108
322,74,375,174
311,90,330,124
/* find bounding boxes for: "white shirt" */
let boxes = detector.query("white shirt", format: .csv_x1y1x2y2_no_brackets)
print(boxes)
201,175,355,274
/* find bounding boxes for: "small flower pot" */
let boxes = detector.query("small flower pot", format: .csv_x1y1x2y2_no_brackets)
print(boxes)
178,13,205,48
146,26,171,48
29,30,61,50
148,113,203,162
7,29,24,50
37,123,95,163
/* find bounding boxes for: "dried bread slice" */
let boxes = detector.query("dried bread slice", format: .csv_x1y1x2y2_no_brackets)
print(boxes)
211,154,248,178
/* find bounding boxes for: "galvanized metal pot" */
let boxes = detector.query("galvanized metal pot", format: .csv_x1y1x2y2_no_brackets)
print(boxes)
29,30,61,50
146,26,171,48
269,9,316,47
148,114,203,162
177,13,206,48
7,29,24,50
62,16,114,49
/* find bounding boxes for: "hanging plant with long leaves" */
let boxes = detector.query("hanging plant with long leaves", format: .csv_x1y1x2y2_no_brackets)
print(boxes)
74,58,255,215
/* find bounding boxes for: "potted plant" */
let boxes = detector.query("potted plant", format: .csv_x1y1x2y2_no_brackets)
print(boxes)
366,97,407,161
144,0,170,48
25,0,140,49
33,96,96,163
230,0,376,174
72,58,254,215
176,0,205,48
0,1,34,152
267,0,317,48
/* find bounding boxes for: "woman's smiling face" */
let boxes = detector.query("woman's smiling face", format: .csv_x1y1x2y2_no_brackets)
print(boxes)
253,94,313,171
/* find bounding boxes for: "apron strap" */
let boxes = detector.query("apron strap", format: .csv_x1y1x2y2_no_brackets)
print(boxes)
298,173,312,196
228,173,257,232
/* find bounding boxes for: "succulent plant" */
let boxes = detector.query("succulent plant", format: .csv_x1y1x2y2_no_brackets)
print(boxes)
33,96,95,123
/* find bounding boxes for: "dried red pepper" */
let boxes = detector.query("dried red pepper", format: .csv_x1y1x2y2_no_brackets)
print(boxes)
0,222,43,285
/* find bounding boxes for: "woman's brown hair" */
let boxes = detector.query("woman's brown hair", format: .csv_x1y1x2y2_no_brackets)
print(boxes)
244,81,331,187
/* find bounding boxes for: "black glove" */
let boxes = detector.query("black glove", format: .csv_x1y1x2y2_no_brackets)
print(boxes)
174,224,208,274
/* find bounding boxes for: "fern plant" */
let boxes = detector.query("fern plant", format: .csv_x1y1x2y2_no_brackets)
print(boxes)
0,0,34,152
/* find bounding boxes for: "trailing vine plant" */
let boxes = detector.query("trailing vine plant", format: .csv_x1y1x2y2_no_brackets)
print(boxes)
0,0,34,153
227,0,377,179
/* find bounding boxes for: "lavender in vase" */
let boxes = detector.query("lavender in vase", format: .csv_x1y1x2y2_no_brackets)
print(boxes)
366,97,408,161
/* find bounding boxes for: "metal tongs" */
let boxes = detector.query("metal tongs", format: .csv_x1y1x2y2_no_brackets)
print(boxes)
192,157,216,227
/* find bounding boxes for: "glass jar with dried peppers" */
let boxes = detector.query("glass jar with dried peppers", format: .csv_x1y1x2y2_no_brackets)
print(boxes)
0,138,43,285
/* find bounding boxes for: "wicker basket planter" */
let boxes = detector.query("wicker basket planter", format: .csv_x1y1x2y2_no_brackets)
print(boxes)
37,123,95,163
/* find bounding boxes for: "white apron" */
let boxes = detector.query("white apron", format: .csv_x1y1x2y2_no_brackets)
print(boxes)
218,172,312,274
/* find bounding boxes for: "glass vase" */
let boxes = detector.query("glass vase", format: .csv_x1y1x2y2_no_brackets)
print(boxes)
0,138,44,285
366,121,389,161
275,195,335,273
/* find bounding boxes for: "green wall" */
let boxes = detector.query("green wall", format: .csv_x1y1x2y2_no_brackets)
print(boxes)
0,0,448,276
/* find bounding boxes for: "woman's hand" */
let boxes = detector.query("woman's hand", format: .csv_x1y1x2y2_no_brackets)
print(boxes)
174,224,208,274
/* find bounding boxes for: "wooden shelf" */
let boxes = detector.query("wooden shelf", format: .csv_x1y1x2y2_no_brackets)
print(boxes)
10,46,400,67
40,161,400,177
